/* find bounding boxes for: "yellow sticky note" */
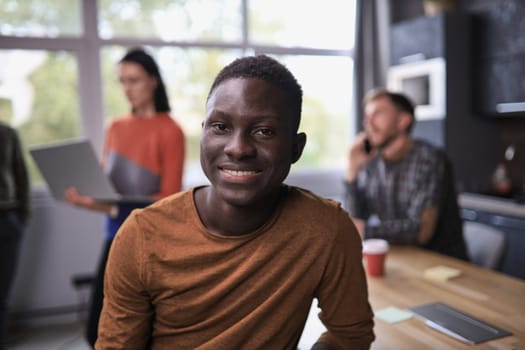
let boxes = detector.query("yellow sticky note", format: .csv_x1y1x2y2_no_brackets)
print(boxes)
375,307,413,324
424,265,462,281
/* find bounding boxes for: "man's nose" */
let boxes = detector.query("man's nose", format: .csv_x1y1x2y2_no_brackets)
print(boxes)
224,131,256,159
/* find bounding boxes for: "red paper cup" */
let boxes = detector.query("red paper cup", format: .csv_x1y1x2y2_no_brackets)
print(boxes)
362,239,389,277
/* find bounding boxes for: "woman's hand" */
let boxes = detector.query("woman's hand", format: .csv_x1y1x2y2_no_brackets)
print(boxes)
64,187,114,215
64,186,95,207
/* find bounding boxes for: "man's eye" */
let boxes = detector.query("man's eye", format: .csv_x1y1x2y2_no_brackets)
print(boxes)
210,122,228,132
254,128,274,137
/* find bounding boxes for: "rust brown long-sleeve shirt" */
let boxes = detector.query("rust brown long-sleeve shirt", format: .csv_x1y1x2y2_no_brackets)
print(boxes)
96,186,374,350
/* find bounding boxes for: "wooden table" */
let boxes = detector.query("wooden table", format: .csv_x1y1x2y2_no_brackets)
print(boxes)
299,246,525,350
368,246,525,350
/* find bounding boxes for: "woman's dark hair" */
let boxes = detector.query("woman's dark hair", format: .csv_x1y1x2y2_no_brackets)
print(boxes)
120,47,171,113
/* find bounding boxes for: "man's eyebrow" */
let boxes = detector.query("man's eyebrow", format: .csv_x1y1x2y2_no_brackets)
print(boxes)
207,109,283,121
206,109,229,118
250,114,283,122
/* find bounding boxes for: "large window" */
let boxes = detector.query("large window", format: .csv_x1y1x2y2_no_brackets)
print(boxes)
0,49,80,183
0,0,357,188
98,0,241,42
0,0,82,37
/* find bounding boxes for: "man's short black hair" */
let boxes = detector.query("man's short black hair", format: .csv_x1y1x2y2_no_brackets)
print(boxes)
207,55,303,132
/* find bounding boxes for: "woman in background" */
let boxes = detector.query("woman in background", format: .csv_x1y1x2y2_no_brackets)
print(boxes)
65,47,185,347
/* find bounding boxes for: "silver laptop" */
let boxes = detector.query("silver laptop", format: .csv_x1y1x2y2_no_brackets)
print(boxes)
409,302,511,344
29,138,152,204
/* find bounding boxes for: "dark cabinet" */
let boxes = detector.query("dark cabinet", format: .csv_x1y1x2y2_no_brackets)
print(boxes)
472,1,525,117
389,13,501,193
390,14,445,64
476,53,525,116
473,0,525,59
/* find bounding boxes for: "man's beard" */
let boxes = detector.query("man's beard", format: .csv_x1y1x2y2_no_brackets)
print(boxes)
376,130,400,151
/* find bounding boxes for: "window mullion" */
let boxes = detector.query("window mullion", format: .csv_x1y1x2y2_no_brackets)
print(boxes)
77,0,105,155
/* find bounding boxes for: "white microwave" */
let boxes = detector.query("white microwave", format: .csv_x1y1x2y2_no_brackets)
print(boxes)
387,57,446,120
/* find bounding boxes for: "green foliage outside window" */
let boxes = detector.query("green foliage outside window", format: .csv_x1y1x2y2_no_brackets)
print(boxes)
12,52,80,184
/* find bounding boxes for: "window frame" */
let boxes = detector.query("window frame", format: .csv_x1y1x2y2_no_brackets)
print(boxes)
1,0,355,195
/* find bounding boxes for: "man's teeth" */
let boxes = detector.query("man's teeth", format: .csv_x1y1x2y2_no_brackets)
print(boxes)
223,169,257,176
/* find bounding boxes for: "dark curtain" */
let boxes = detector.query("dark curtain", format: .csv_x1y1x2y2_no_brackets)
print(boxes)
353,0,390,131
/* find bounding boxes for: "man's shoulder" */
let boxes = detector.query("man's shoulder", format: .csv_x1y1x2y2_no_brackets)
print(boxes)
411,139,446,162
287,185,340,205
285,185,360,242
151,188,191,207
118,189,197,244
285,185,344,218
412,138,443,154
134,189,193,222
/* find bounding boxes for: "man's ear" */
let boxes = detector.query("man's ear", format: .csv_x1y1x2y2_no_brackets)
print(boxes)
398,112,412,133
291,132,307,164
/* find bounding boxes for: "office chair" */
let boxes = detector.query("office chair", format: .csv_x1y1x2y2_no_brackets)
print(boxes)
463,221,506,270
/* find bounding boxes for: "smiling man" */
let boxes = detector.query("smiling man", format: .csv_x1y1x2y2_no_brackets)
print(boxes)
96,55,374,350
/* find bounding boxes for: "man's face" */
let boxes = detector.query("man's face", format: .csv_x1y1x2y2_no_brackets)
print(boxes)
200,77,305,208
363,96,407,149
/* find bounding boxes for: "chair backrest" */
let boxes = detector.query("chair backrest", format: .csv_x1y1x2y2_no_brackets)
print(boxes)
463,221,506,269
426,150,468,261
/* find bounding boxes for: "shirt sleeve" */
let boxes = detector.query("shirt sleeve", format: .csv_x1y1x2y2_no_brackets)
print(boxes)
96,212,152,350
315,209,375,349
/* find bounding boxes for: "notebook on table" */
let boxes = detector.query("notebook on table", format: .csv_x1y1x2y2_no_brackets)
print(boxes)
29,138,152,204
409,302,512,344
